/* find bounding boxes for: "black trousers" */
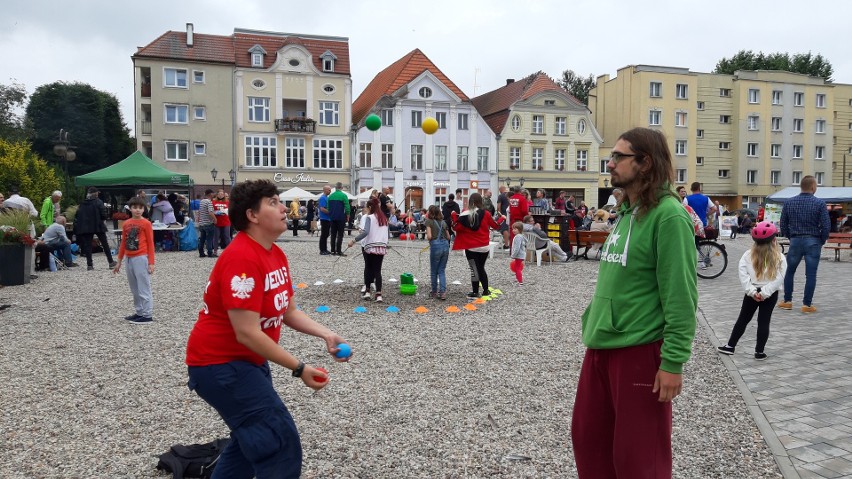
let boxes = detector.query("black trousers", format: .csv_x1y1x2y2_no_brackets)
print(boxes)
727,291,778,353
363,252,385,292
464,250,490,294
319,220,331,253
78,232,115,267
330,220,345,253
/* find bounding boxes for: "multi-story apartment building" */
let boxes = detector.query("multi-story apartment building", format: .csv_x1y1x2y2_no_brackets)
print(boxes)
833,83,852,187
474,73,603,206
351,49,496,211
132,24,352,193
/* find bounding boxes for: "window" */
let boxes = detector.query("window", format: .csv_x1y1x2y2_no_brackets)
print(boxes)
675,140,687,156
649,82,662,97
357,142,371,168
770,170,780,185
164,68,187,88
458,113,469,130
192,70,205,84
164,104,188,124
544,99,556,106
381,144,394,169
532,115,544,134
318,101,339,126
313,139,343,169
771,144,781,158
600,158,610,174
649,110,661,126
286,138,306,168
509,147,521,169
248,97,270,122
719,142,731,150
578,119,586,134
454,146,470,170
322,84,335,94
771,117,782,131
410,145,423,170
748,88,760,104
434,187,447,206
696,129,704,139
696,156,704,166
816,172,824,185
720,115,731,124
720,88,731,97
748,115,759,130
555,117,567,135
815,146,825,160
244,136,277,167
555,149,566,170
794,92,804,106
576,149,588,170
816,94,826,108
747,143,758,157
697,101,705,110
418,87,432,98
675,111,687,127
436,112,447,129
676,84,688,99
816,119,826,133
793,145,803,158
322,57,334,72
193,106,206,120
792,170,802,184
381,109,393,126
718,169,730,178
251,53,263,67
531,148,543,170
772,90,782,105
477,147,489,171
193,142,206,156
511,115,521,132
434,145,447,171
747,170,758,184
676,168,686,183
165,141,188,161
411,110,423,128
793,118,804,132
251,79,266,89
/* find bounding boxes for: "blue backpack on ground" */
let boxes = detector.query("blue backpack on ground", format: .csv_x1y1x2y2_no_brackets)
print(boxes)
179,220,198,251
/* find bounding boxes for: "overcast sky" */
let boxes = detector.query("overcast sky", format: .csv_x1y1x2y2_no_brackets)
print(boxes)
3,0,852,137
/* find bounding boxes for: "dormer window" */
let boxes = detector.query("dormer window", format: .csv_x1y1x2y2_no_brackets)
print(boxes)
419,87,432,98
320,50,337,73
248,44,267,68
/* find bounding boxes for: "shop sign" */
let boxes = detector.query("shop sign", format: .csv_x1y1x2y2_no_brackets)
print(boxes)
272,172,327,184
405,181,425,187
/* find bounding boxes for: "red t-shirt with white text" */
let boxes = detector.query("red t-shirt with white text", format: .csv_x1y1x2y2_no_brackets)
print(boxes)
212,199,231,227
186,233,293,366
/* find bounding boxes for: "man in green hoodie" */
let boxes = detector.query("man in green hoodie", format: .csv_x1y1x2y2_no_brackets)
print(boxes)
571,128,697,478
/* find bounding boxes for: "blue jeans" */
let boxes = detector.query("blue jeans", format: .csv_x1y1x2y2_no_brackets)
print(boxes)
198,223,215,255
784,236,822,306
187,361,302,479
429,240,449,293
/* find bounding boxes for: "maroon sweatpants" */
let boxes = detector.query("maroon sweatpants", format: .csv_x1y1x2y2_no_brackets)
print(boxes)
571,340,672,479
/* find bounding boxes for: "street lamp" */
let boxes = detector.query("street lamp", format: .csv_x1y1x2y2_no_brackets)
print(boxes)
504,177,511,187
604,178,609,188
53,129,76,194
210,167,219,187
519,177,525,187
228,169,236,187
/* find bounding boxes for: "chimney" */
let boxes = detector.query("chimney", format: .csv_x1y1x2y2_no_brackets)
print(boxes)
506,79,515,85
186,23,194,47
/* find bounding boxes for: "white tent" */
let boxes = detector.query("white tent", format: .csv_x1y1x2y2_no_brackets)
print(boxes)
279,186,318,201
356,188,376,200
766,187,852,204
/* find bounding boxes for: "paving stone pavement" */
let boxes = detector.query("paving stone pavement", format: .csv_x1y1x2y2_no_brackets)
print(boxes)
698,236,852,479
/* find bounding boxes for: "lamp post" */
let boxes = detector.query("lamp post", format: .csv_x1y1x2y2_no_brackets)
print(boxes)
228,169,236,188
53,129,76,195
210,168,220,188
519,177,525,187
505,177,511,187
604,178,609,188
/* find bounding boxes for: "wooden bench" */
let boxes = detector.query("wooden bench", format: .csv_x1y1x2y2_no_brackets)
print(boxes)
567,229,611,260
824,233,852,261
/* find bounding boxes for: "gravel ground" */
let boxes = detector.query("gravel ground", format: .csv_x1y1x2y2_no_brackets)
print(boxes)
0,238,782,478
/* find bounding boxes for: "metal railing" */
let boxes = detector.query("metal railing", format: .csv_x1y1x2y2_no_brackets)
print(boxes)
274,118,316,133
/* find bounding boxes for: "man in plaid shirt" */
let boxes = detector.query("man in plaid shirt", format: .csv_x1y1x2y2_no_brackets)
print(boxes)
779,176,831,314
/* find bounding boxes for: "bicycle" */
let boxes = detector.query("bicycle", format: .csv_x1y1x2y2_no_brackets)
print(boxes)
696,239,728,279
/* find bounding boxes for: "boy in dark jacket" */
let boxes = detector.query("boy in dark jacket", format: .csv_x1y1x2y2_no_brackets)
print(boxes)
74,187,117,270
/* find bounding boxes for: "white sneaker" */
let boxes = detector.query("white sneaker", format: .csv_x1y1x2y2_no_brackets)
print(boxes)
374,294,383,303
361,292,371,300
360,285,367,294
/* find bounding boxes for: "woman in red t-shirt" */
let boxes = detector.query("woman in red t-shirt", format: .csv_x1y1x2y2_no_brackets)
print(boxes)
452,192,504,300
186,179,349,477
212,189,231,252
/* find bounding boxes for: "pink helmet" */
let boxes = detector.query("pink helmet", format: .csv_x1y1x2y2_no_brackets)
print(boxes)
751,221,778,243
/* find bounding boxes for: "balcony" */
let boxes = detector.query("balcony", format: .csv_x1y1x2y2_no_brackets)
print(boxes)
275,118,316,133
140,120,152,135
141,83,151,98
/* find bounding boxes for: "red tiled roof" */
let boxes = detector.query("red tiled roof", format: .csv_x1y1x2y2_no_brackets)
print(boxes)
133,31,235,64
352,49,469,124
471,72,585,134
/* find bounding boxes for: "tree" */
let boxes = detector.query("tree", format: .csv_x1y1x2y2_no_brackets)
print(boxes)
713,50,834,81
557,70,596,106
0,82,30,141
25,82,134,176
0,138,61,205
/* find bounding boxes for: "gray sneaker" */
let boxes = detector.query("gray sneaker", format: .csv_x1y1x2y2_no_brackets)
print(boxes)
130,316,153,325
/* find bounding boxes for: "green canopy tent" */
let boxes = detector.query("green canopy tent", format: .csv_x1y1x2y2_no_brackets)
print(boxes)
75,151,193,187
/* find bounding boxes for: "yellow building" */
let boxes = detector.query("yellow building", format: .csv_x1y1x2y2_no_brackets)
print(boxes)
833,83,852,187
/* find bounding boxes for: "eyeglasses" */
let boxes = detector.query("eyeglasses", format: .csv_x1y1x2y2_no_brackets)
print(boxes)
609,152,639,164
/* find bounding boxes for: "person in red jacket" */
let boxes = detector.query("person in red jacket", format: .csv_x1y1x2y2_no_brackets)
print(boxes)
508,186,530,243
452,192,504,299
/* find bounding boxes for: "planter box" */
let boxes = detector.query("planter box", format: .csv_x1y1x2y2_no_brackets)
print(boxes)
0,244,34,286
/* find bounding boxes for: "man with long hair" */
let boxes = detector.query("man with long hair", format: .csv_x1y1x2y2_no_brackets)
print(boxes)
571,128,697,478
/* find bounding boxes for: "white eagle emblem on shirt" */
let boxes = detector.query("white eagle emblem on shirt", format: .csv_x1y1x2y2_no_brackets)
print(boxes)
231,273,255,299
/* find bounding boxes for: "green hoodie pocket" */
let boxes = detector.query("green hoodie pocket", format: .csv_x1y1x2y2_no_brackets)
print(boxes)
581,296,624,346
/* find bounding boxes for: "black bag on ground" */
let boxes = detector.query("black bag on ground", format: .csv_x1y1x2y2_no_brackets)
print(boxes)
156,438,230,479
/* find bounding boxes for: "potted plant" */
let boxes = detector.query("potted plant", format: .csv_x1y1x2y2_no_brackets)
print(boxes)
537,165,543,171
510,165,517,170
558,166,565,171
0,210,37,286
112,211,130,230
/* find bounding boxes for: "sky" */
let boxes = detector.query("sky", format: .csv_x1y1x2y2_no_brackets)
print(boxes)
3,0,852,137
